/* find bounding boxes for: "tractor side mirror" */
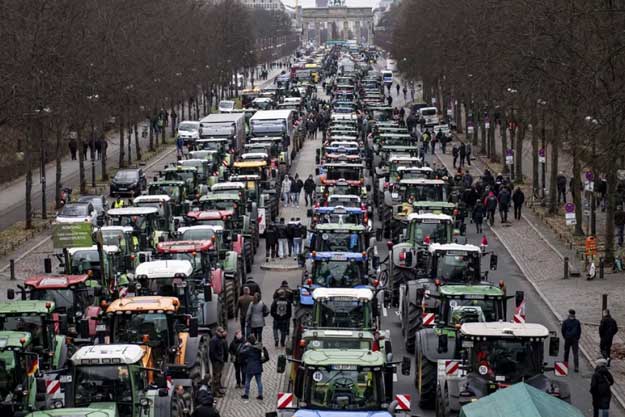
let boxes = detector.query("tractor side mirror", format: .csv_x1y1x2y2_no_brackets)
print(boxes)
7,289,14,300
490,253,498,270
438,333,449,353
44,258,52,273
277,354,286,374
188,317,199,338
549,335,560,357
401,356,411,376
204,285,213,302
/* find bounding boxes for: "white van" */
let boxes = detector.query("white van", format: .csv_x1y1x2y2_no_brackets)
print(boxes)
382,70,393,85
418,107,439,127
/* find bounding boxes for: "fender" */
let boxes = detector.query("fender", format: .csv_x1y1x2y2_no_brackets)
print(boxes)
416,328,456,363
182,335,202,368
391,242,418,269
223,251,238,276
232,233,244,255
85,306,101,337
53,335,67,369
211,268,224,295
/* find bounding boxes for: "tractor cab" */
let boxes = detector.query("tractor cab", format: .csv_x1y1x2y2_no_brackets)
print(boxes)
132,195,175,235
427,243,495,283
311,288,377,330
392,213,454,248
161,165,198,195
147,180,189,216
310,206,370,230
177,159,210,184
302,252,375,299
64,245,123,291
308,224,368,253
107,207,163,252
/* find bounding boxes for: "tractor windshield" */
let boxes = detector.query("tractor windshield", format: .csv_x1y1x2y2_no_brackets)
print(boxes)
74,365,134,412
158,252,206,276
317,213,363,226
311,260,366,288
101,230,128,249
113,313,169,345
412,221,451,244
307,369,380,410
434,251,480,282
329,184,360,196
30,289,76,310
399,183,446,202
202,199,237,211
444,298,502,325
0,351,17,397
326,167,361,181
315,232,362,252
316,299,370,328
149,184,182,200
472,339,544,382
165,170,195,183
0,316,46,349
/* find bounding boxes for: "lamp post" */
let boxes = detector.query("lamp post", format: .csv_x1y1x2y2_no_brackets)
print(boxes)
87,94,99,188
585,115,599,236
537,99,547,205
506,88,518,181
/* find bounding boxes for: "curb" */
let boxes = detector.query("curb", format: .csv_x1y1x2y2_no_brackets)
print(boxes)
260,264,302,272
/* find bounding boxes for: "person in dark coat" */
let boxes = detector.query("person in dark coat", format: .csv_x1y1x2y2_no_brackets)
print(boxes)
68,138,78,160
271,289,292,348
237,287,254,335
557,172,567,204
614,206,625,247
286,218,296,257
484,191,498,226
472,201,485,233
590,358,614,417
599,309,618,365
240,335,268,400
512,187,525,220
497,187,511,223
458,143,466,167
209,327,227,397
303,175,316,207
562,309,581,372
265,224,277,262
228,330,246,388
193,381,219,417
452,145,459,168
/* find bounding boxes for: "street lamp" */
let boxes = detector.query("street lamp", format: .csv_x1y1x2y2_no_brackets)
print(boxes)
506,88,519,180
584,115,599,236
537,99,547,204
87,94,99,188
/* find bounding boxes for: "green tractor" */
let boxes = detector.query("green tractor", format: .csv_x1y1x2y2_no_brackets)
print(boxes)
25,344,191,417
147,180,190,217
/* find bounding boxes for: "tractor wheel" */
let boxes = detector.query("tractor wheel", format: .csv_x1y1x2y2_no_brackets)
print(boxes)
224,279,236,319
189,339,209,388
244,242,253,273
390,269,412,308
404,302,423,354
416,351,437,409
238,259,247,288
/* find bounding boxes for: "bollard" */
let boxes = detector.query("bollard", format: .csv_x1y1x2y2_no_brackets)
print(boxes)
602,294,608,312
563,256,569,279
600,257,605,279
9,259,15,281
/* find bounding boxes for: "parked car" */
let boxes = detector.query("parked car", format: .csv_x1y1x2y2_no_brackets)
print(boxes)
109,168,146,197
55,202,97,225
77,195,108,225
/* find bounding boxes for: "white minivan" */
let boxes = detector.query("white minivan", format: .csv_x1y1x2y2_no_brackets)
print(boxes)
418,107,439,127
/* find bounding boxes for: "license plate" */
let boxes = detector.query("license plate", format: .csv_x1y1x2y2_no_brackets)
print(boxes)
60,375,72,383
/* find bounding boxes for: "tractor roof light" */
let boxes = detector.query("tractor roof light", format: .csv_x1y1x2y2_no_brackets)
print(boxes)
299,339,306,347
372,279,380,288
434,279,442,287
306,278,313,286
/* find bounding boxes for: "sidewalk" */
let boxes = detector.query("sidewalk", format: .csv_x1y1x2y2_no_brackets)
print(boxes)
215,87,323,417
434,134,625,408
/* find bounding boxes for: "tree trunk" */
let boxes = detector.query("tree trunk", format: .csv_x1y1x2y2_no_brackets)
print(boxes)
25,127,33,229
501,121,509,174
548,117,560,215
78,128,86,194
55,125,63,209
118,115,125,168
161,115,166,145
455,95,462,134
531,114,539,195
134,123,141,161
480,112,487,154
127,122,132,166
571,140,584,235
605,158,617,262
515,122,525,182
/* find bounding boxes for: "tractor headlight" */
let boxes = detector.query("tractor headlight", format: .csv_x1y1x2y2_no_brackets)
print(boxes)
140,398,151,407
52,400,64,408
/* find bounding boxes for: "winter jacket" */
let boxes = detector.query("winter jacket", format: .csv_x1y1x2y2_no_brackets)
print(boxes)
463,174,473,189
599,315,618,344
557,175,567,191
484,193,498,211
498,189,511,207
512,189,525,206
276,223,288,239
209,334,226,364
237,294,254,319
304,178,316,193
239,342,266,375
246,301,268,328
281,178,292,194
459,143,466,156
452,146,459,157
271,298,292,323
228,336,245,365
294,179,304,193
561,316,582,340
590,365,614,409
472,205,485,223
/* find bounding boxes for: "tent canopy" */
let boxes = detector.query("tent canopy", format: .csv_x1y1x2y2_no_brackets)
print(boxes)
459,382,584,417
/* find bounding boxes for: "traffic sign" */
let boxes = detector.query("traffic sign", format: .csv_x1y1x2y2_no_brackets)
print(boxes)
585,171,594,182
422,313,435,326
564,203,575,213
395,394,411,411
277,392,295,409
565,212,576,226
539,148,546,163
445,360,459,376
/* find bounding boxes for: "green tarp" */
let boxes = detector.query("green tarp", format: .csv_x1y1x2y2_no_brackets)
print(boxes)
459,383,584,417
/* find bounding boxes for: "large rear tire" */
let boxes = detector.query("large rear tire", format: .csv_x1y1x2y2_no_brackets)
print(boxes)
390,268,412,307
189,339,209,388
225,279,236,319
416,351,437,409
404,301,423,354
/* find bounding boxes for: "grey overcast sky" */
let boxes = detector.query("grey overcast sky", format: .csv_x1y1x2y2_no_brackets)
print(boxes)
281,0,379,8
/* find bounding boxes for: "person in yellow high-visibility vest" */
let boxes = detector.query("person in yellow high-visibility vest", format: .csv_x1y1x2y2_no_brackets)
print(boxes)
113,197,125,209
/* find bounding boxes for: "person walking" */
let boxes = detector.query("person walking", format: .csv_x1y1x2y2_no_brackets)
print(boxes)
599,310,618,366
286,218,296,257
512,187,525,220
228,330,246,389
239,335,269,401
395,83,400,97
237,287,254,335
293,219,304,258
387,95,393,107
192,382,220,417
69,137,78,160
557,172,567,204
281,176,292,207
291,174,303,207
484,191,498,226
452,145,459,168
465,142,472,166
562,309,581,372
273,280,295,303
402,85,408,99
304,175,315,207
209,327,227,397
459,142,467,167
590,358,614,417
498,187,511,223
277,218,288,259
176,136,184,159
245,293,268,344
472,200,485,233
271,289,292,348
265,223,277,262
615,205,625,246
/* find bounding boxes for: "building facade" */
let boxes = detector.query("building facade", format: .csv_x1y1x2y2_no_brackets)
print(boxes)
240,0,285,11
301,3,374,45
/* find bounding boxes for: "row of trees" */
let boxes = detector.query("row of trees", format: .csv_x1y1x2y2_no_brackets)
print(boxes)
381,0,625,261
0,0,297,228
